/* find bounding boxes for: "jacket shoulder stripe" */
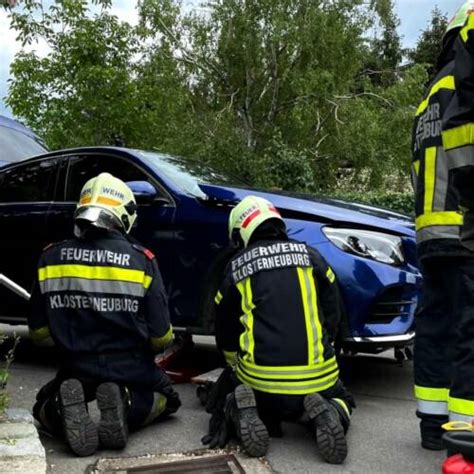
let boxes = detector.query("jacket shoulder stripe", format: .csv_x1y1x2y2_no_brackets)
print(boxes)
416,75,455,117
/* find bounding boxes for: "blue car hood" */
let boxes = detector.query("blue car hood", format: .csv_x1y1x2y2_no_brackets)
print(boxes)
199,184,415,237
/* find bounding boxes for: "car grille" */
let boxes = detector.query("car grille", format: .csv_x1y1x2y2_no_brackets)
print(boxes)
368,285,417,324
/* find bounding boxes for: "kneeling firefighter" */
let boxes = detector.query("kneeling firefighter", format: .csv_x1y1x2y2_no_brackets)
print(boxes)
202,196,355,464
28,173,180,457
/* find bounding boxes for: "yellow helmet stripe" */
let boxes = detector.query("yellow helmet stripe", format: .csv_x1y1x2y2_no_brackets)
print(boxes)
96,196,122,207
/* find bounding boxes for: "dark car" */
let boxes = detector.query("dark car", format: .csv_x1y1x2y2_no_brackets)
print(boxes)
0,146,420,354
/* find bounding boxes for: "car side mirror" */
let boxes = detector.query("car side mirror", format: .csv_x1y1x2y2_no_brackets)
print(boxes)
127,181,162,205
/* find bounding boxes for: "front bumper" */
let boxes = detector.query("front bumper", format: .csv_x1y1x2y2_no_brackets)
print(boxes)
342,331,415,353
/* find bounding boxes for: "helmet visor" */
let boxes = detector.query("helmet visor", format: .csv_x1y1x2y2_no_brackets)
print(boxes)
74,206,122,231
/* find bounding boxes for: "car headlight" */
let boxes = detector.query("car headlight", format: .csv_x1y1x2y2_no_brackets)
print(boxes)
322,227,405,266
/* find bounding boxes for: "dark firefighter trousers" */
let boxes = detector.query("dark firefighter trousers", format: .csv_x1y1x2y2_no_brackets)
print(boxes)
33,351,180,434
253,381,353,436
415,256,474,426
206,368,353,436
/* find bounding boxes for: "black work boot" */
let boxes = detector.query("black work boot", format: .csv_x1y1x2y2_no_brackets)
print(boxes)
96,382,129,450
304,393,347,464
59,379,98,457
228,385,269,457
420,418,446,451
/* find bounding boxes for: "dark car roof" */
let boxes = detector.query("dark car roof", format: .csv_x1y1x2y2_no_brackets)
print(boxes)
0,115,49,167
0,116,38,138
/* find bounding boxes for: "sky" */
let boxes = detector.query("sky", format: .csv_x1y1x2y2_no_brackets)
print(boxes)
0,0,464,118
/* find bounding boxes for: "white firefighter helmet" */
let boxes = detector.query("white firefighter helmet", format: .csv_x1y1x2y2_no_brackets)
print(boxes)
74,173,137,235
446,1,474,37
228,195,284,248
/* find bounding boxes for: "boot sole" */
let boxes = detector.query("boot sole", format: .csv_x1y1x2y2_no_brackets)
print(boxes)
96,382,128,450
234,385,269,458
59,379,98,457
304,393,347,464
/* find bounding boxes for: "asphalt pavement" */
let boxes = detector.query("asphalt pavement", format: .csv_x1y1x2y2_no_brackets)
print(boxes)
0,324,444,473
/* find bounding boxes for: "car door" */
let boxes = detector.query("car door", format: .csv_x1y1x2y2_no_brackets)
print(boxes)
0,157,60,322
44,151,188,321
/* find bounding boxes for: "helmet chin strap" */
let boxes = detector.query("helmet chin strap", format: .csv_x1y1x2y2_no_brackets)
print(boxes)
231,229,245,249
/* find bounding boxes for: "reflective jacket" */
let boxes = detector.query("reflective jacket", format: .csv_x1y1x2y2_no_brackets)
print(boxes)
214,238,342,395
412,52,468,261
28,230,173,355
443,14,474,250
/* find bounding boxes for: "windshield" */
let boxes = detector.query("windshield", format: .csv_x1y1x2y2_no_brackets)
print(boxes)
138,150,247,197
0,125,48,163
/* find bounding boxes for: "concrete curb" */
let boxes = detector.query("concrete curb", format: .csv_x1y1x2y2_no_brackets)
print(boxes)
0,408,47,473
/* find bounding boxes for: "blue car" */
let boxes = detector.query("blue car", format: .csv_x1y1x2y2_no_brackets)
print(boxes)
0,120,420,355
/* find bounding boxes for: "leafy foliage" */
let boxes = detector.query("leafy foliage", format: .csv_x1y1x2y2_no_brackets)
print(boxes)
0,333,20,416
5,0,435,211
407,7,448,82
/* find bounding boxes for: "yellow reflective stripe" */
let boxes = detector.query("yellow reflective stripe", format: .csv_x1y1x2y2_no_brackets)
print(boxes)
237,278,255,363
414,385,448,402
297,268,315,365
297,268,324,365
306,267,325,364
416,75,455,116
237,365,338,387
333,398,351,417
223,350,237,366
443,123,474,150
29,325,51,342
416,211,463,230
449,395,474,417
38,265,152,289
461,14,474,43
236,365,339,395
214,291,223,305
29,326,54,347
143,393,167,425
80,196,91,205
240,355,337,373
424,147,437,214
150,326,173,350
96,196,122,206
326,267,336,284
413,160,420,176
239,356,338,380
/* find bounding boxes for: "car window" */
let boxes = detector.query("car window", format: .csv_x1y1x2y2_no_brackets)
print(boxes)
0,125,48,163
65,154,159,202
0,158,59,203
138,151,247,198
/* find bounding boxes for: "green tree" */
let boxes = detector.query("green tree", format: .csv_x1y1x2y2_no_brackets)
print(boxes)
7,0,189,149
139,0,378,188
360,0,404,88
408,7,448,81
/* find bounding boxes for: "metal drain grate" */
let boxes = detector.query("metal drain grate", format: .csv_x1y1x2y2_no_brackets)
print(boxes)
125,454,246,474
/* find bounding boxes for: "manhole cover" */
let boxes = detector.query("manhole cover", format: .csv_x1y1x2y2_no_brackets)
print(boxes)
125,454,246,473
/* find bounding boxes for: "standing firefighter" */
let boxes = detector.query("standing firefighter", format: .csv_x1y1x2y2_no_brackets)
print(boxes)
412,1,474,450
443,7,474,422
28,173,180,457
202,195,354,464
